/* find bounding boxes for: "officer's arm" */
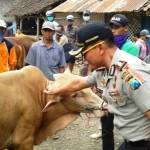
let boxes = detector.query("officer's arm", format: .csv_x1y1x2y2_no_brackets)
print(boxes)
45,77,90,96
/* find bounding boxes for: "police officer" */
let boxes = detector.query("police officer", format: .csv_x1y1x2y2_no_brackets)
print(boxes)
45,23,150,150
100,14,140,150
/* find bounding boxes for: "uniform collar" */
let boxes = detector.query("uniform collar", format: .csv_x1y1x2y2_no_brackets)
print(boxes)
111,48,121,66
108,48,121,77
95,49,121,78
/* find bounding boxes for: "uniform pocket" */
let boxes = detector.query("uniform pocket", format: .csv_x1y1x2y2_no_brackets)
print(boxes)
108,90,127,107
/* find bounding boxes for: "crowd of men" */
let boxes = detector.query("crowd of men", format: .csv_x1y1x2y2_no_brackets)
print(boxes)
1,10,150,150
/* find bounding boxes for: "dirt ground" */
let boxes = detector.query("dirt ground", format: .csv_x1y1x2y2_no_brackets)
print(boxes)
34,114,123,150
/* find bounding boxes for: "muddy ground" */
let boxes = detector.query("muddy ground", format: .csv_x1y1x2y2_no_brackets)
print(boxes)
34,114,123,150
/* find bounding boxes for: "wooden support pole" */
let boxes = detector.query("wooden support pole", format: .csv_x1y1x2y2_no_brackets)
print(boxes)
36,16,40,40
19,18,23,31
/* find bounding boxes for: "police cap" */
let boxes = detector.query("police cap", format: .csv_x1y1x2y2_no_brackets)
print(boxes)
69,22,114,56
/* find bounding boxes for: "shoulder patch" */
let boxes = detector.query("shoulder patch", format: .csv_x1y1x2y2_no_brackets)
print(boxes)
117,61,144,90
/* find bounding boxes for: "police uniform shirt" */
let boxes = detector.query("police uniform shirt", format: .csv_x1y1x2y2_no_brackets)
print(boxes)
85,49,150,141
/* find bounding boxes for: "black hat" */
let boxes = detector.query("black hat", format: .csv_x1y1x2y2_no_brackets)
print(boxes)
110,14,128,27
69,22,114,56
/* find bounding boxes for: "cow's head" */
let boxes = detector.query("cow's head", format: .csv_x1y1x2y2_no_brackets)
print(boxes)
35,70,103,145
43,70,103,114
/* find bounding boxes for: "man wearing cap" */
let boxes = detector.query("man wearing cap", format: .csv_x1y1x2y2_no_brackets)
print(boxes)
45,22,150,150
140,29,150,55
64,15,78,72
82,10,92,25
25,21,66,80
133,30,149,60
110,14,139,57
65,15,78,44
45,10,59,29
106,14,140,149
0,19,17,72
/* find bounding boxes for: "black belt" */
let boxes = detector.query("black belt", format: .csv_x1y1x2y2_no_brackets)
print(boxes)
125,139,150,147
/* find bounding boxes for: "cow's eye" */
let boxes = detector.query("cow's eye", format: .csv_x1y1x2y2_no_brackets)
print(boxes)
71,93,78,98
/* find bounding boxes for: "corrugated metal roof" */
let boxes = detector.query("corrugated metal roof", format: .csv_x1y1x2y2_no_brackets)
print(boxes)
52,0,149,13
7,0,66,16
140,0,150,11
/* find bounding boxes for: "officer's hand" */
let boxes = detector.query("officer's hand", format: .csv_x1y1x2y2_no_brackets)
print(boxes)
44,87,60,95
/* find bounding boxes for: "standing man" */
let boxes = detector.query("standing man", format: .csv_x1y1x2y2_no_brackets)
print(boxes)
25,21,66,80
110,14,139,57
65,15,78,44
54,24,68,46
98,14,141,150
45,23,150,150
82,10,92,25
45,10,59,29
64,15,78,72
140,29,150,55
134,30,148,60
0,19,17,72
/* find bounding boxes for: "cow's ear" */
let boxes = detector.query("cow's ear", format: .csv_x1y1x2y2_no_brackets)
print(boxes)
42,96,62,112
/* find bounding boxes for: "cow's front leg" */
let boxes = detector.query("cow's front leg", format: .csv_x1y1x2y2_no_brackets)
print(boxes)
12,115,36,150
13,136,33,150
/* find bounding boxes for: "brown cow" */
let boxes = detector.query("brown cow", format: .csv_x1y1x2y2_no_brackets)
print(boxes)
6,36,37,69
0,66,103,150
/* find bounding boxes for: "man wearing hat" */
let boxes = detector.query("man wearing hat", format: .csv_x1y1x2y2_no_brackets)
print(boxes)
102,14,141,150
65,15,78,44
64,15,78,72
45,10,59,29
107,14,141,150
140,29,150,55
110,14,139,57
0,19,17,72
25,21,66,80
82,10,92,25
45,22,150,150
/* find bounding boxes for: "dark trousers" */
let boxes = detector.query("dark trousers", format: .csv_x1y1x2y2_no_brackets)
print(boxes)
118,140,150,150
101,113,114,150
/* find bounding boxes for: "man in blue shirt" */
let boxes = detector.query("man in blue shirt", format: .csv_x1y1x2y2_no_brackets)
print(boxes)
25,21,66,80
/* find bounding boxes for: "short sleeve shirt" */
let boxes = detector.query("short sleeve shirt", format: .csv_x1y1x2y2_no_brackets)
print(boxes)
25,40,66,80
85,49,150,141
121,40,140,57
